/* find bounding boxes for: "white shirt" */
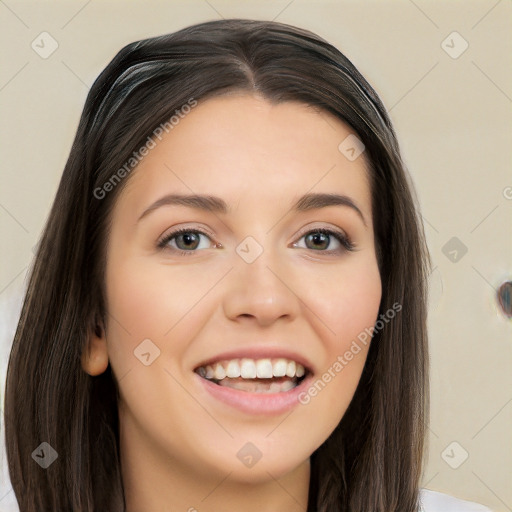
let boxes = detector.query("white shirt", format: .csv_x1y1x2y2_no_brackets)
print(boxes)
419,488,493,511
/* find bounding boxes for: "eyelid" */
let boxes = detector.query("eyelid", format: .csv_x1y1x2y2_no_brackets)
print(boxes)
294,223,349,241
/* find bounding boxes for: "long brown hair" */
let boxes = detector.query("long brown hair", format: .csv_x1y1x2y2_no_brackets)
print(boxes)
4,19,431,511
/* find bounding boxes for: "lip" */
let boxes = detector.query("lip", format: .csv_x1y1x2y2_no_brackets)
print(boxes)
194,371,314,416
193,346,315,374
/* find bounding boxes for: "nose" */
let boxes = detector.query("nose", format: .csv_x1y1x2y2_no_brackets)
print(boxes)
222,246,301,327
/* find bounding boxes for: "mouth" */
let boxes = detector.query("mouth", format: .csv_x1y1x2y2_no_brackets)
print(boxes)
194,357,310,394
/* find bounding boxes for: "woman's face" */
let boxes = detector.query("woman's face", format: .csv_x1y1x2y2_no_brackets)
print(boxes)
85,93,381,487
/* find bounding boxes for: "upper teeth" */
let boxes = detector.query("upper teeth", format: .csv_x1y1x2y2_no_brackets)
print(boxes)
196,358,306,380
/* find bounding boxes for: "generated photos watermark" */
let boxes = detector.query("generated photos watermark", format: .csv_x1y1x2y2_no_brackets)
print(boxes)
298,301,402,405
93,98,198,200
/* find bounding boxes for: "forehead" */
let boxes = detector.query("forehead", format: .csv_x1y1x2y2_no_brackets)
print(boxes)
118,93,372,219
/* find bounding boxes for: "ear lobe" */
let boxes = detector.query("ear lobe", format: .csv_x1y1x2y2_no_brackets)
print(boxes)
81,323,109,376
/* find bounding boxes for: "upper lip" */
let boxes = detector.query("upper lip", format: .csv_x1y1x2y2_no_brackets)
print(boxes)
194,346,315,375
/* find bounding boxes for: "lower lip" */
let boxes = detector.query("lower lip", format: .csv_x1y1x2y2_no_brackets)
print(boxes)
195,373,314,416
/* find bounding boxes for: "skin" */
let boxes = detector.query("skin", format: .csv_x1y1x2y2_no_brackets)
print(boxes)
82,93,382,512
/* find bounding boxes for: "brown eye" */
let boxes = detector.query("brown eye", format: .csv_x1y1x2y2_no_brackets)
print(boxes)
174,232,201,250
305,232,330,250
294,228,355,253
158,228,213,254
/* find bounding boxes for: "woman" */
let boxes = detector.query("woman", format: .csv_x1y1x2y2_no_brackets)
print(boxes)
3,19,492,512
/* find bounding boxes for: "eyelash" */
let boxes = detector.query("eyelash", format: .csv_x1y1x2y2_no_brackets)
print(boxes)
157,227,356,256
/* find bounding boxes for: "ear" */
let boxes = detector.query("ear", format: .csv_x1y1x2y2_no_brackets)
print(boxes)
81,320,109,376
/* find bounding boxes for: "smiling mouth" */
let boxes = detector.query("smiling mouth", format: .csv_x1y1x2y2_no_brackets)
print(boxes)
194,357,309,393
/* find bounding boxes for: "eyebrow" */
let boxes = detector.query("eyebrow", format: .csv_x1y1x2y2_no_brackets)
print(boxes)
138,192,367,227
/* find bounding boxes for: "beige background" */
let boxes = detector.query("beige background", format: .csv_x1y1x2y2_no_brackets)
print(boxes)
1,1,511,511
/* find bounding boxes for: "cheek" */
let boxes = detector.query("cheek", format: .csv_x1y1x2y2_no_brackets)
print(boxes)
293,256,381,435
102,254,228,374
104,257,198,337
300,254,382,347
102,258,209,433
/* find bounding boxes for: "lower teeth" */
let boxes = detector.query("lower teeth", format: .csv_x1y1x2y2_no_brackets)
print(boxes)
216,376,298,393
